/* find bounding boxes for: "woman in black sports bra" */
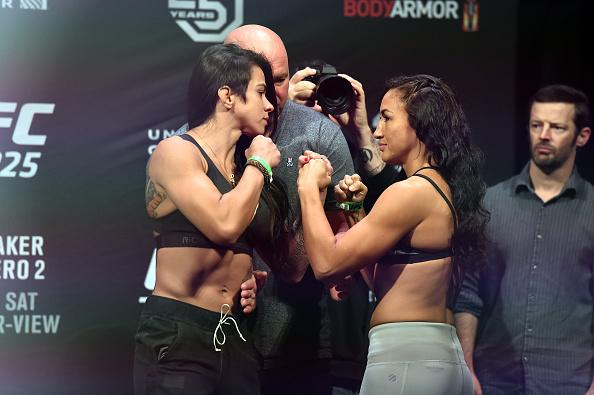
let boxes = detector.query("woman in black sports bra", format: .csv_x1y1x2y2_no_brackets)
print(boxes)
298,75,489,395
134,44,292,395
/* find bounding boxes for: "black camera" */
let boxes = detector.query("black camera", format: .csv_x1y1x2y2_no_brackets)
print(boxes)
304,63,355,116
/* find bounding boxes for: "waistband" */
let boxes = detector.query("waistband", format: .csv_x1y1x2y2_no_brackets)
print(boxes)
141,295,245,334
367,322,465,364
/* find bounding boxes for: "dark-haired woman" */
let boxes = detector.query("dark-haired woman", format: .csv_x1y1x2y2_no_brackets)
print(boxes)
134,43,292,395
297,74,488,395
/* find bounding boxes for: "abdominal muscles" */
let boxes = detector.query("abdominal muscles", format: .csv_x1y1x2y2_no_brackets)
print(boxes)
153,246,253,313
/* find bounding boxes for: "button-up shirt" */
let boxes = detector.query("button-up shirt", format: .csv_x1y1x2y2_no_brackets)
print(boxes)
455,163,594,395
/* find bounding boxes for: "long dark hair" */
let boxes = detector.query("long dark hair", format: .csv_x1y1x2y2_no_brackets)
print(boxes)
385,74,489,301
187,43,292,261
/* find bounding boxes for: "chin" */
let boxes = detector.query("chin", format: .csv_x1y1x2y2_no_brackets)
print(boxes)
381,152,397,165
242,129,263,137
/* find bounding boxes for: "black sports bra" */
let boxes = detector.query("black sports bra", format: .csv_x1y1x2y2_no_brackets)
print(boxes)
377,166,457,265
153,134,262,256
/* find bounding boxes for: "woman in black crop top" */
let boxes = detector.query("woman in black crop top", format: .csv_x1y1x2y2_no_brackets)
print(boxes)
134,44,292,395
298,75,489,395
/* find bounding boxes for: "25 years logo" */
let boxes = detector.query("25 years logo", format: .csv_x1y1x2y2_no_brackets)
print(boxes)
168,0,243,42
0,102,54,179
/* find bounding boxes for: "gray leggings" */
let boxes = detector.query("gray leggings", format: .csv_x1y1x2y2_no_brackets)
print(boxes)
360,322,473,395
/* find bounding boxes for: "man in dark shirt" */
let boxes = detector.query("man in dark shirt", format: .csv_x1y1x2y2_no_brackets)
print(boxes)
454,84,594,395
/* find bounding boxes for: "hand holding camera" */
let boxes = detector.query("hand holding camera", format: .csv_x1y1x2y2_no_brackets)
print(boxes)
289,62,355,116
289,67,321,112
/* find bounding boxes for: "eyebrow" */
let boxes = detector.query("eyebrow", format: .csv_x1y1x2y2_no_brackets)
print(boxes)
530,119,568,127
274,73,288,82
381,109,393,117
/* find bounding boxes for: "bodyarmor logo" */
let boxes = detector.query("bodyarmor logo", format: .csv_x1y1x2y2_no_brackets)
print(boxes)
168,0,244,43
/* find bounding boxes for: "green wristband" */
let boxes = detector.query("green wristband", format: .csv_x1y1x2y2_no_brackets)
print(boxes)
337,201,364,212
246,156,273,185
247,156,272,175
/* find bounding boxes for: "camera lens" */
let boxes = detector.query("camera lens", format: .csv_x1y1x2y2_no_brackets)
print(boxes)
316,75,355,116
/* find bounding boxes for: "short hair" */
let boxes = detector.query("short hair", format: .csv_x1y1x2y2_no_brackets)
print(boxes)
187,43,277,129
529,84,591,132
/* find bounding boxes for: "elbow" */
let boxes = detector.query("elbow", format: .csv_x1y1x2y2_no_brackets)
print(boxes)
210,224,242,247
311,264,336,283
307,250,340,282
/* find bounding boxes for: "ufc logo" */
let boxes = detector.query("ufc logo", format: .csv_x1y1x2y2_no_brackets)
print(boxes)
0,102,54,146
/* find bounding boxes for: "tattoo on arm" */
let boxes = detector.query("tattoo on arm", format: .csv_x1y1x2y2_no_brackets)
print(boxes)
360,148,373,163
145,177,167,218
357,134,384,176
367,162,385,176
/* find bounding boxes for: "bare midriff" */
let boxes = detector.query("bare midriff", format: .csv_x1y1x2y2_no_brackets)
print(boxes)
152,246,252,313
370,257,452,328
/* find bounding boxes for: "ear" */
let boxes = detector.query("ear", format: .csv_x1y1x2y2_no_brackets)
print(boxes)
217,86,234,110
576,126,591,148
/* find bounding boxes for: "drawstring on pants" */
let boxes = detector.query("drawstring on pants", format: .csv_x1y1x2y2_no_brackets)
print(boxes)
213,303,246,352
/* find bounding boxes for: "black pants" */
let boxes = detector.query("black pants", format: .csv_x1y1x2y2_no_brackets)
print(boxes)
134,295,260,395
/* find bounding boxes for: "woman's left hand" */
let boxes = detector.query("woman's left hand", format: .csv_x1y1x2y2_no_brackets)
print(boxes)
334,173,367,204
240,270,268,314
328,275,353,302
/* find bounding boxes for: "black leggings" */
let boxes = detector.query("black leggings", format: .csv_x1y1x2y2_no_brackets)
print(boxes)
134,295,260,395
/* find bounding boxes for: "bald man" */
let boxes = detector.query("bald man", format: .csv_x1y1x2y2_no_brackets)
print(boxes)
225,26,290,113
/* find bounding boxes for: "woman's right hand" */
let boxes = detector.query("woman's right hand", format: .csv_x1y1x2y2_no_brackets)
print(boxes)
245,135,281,168
334,174,367,203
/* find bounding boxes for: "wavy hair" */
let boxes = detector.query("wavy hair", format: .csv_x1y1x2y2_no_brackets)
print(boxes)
385,74,490,301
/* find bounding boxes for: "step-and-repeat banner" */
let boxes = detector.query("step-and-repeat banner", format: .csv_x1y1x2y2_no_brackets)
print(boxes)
0,1,516,394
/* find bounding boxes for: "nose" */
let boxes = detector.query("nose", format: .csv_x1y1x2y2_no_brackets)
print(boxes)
264,96,274,113
539,123,552,140
373,123,383,139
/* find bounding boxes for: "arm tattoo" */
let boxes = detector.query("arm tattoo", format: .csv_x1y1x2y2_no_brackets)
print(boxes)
367,162,385,176
145,177,168,218
358,134,385,176
359,148,373,163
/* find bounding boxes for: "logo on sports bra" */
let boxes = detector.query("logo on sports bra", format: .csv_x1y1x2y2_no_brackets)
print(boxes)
182,235,199,246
